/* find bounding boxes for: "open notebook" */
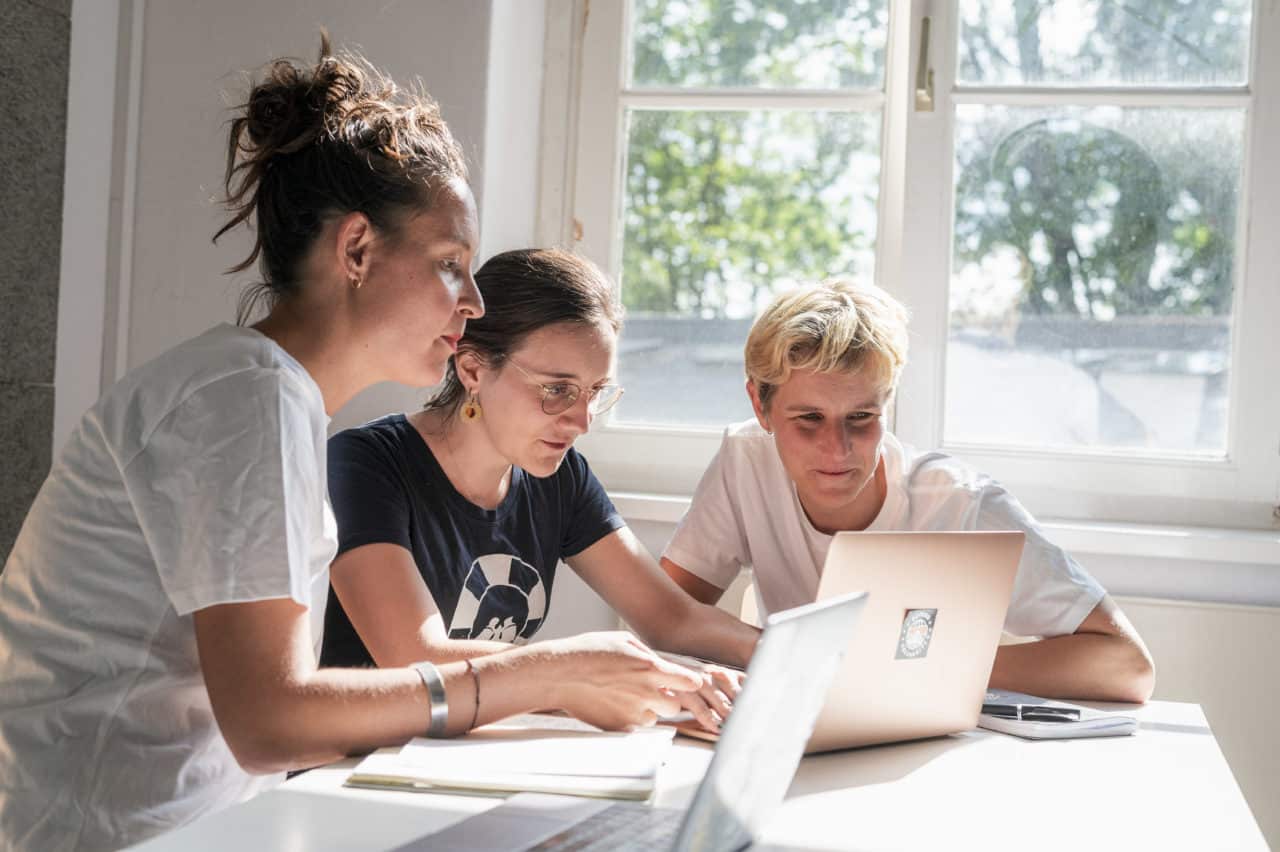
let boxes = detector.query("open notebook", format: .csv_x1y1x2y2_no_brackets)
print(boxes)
346,714,676,800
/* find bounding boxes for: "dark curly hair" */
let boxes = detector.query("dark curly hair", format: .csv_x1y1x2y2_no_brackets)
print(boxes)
214,32,468,323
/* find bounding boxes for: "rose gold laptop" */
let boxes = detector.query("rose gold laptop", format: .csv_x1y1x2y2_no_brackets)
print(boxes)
667,530,1023,753
804,530,1024,752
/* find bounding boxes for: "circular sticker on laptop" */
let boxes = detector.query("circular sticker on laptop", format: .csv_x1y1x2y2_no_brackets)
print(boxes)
896,608,938,659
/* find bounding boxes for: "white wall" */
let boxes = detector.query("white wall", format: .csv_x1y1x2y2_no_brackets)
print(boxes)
479,0,548,260
1120,598,1279,847
126,2,491,369
53,0,120,455
66,0,547,439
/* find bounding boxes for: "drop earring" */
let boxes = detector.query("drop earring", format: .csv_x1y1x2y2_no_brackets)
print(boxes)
461,392,483,422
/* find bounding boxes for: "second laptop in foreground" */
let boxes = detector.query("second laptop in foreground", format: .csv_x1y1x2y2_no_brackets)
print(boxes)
401,590,870,852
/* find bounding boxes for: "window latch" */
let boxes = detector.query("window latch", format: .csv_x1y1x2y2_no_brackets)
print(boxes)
915,16,935,112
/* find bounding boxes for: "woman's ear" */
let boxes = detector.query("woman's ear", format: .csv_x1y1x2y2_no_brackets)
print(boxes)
746,379,772,434
334,211,375,286
454,349,485,393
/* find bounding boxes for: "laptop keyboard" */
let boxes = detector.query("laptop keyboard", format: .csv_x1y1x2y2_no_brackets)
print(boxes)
527,802,683,851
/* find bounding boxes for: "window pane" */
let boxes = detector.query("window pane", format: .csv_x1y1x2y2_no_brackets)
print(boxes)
630,0,888,90
958,0,1252,86
617,109,880,427
947,106,1242,455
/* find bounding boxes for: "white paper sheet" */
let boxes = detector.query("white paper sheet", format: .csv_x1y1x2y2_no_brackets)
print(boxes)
397,715,676,779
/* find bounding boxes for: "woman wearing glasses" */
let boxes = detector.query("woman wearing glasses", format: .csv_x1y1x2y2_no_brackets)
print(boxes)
320,249,758,731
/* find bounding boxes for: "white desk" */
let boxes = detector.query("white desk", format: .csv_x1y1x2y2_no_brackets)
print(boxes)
133,700,1267,851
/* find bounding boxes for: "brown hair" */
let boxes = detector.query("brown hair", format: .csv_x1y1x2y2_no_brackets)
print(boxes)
214,33,468,322
424,248,622,418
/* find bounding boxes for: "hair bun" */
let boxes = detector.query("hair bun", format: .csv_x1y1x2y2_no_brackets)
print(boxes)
217,34,469,323
317,56,366,115
241,62,329,155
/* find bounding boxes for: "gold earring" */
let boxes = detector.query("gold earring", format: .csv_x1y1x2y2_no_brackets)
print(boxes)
350,275,363,290
460,393,482,422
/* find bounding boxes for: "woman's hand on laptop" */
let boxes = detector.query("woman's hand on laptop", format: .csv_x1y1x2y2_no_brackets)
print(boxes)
675,662,743,732
540,631,703,731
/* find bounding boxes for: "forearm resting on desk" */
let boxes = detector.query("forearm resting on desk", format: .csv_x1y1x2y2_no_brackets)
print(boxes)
195,597,479,774
195,600,701,775
988,596,1155,703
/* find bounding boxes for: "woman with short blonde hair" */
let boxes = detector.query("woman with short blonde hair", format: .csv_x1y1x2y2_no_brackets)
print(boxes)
662,278,1155,704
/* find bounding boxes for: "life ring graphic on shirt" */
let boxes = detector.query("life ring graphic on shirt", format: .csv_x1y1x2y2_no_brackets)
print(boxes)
447,553,547,644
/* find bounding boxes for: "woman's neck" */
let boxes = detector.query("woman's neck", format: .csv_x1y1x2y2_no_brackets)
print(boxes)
410,409,513,510
253,300,367,416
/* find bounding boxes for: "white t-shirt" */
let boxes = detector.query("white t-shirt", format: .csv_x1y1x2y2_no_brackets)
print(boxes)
664,419,1104,638
0,324,336,852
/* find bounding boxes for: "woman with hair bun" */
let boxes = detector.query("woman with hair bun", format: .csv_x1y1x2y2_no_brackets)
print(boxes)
322,248,761,732
0,39,699,852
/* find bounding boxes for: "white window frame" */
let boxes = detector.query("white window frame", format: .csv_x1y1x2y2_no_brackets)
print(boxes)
538,0,1280,537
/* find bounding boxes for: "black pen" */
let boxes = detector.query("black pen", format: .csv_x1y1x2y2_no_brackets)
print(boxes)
981,703,1081,722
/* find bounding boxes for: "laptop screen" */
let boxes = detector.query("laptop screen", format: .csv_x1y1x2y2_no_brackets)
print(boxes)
673,591,868,851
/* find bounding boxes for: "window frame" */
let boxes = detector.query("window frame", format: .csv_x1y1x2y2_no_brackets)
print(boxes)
539,0,1280,532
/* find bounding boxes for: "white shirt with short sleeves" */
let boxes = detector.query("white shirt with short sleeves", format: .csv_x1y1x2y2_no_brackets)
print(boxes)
664,419,1104,637
0,324,336,852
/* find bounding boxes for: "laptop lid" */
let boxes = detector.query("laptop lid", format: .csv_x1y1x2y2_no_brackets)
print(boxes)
671,590,868,851
406,593,868,852
807,531,1023,753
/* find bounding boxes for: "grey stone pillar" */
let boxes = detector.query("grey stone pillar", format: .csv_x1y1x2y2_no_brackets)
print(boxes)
0,0,71,564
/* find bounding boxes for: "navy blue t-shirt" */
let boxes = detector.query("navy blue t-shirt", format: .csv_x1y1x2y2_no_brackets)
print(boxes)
320,414,624,668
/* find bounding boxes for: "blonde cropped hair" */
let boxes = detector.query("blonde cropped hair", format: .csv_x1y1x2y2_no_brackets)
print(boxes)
745,278,910,409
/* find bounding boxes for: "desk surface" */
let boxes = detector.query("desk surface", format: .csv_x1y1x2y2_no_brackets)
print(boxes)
134,700,1267,851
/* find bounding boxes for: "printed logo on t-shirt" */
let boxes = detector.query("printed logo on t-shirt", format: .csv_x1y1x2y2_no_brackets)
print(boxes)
447,553,547,644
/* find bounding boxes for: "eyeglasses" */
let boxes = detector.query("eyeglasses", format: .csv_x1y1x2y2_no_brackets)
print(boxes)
505,359,625,416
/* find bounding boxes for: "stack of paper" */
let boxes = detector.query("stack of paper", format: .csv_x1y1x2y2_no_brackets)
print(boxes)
345,714,676,800
977,689,1138,740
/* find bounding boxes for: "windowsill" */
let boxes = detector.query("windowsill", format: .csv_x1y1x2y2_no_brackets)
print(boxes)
611,492,1280,567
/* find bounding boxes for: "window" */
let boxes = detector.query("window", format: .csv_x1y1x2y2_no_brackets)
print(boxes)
572,0,889,430
548,0,1280,528
943,2,1250,458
